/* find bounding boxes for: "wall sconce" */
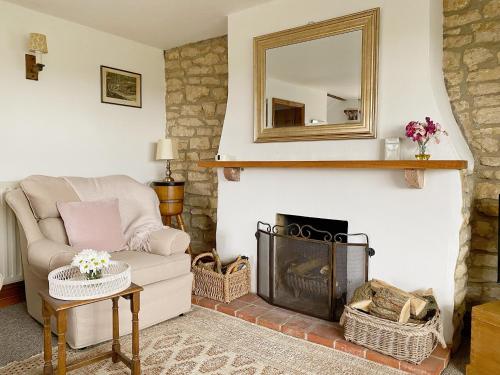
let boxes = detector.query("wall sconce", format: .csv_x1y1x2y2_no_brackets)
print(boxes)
25,33,48,81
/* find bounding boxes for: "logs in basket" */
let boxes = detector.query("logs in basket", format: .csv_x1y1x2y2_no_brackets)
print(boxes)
192,252,251,303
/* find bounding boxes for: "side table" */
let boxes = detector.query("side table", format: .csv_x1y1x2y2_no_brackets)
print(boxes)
39,283,143,375
152,181,191,255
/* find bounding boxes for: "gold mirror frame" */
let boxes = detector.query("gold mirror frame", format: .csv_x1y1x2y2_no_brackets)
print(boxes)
254,8,379,142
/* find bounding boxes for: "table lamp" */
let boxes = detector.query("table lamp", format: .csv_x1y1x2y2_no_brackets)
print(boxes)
156,138,177,182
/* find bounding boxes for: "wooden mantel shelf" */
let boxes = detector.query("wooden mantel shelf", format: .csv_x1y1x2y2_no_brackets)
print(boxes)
198,160,468,189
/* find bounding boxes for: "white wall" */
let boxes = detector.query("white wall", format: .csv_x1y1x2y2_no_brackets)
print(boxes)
217,0,474,342
0,1,166,183
266,78,327,126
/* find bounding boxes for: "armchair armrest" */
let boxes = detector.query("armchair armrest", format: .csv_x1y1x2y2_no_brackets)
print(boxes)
28,239,77,278
149,227,190,257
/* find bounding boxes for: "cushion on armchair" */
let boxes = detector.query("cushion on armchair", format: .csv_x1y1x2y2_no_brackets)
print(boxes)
57,199,126,252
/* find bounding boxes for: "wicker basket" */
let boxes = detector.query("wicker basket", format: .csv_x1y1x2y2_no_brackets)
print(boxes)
48,261,131,301
192,253,251,303
340,305,446,364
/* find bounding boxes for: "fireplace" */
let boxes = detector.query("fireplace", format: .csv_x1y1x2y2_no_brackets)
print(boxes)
256,214,374,321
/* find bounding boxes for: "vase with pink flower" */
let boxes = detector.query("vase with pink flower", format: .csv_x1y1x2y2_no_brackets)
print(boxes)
405,117,448,160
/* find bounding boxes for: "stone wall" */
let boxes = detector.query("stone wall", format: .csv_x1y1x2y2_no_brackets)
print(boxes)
443,0,500,337
164,36,228,253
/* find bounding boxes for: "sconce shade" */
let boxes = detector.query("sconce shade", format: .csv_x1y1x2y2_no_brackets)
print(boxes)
29,33,48,54
156,138,177,160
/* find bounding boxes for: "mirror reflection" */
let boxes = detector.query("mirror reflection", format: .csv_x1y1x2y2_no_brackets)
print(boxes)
265,30,362,128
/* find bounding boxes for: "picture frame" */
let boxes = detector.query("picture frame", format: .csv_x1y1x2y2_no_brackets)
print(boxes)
100,66,142,108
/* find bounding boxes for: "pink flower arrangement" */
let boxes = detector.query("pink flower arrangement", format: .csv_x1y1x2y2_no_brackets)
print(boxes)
405,117,448,157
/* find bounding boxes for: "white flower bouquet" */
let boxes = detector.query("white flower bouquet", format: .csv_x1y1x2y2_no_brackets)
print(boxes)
71,249,111,280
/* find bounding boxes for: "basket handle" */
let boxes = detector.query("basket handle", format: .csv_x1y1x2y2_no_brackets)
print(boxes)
225,258,250,275
191,252,214,267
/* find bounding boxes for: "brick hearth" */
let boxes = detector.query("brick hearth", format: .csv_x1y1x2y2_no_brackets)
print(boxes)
192,294,451,375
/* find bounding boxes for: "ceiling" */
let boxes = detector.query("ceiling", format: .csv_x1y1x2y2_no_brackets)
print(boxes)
266,30,362,99
5,0,272,49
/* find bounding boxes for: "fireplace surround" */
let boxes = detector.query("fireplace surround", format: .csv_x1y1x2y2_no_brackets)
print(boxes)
256,218,374,321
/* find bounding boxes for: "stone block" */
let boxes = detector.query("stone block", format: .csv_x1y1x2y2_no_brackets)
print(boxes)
191,215,213,230
180,105,203,116
185,195,210,208
165,59,181,71
467,66,500,82
194,53,220,66
187,77,201,85
444,0,470,12
201,77,221,85
202,103,216,117
196,127,213,136
463,47,494,70
474,94,500,107
444,35,472,48
188,171,209,181
211,87,228,101
190,137,210,150
181,60,193,69
186,85,210,102
473,21,500,42
444,10,481,28
166,91,184,105
214,64,228,74
476,181,500,199
213,45,226,54
200,150,217,160
469,266,498,282
472,220,495,238
445,70,465,86
452,99,469,112
206,119,220,126
445,27,462,36
472,137,499,153
473,107,500,124
476,199,499,217
447,85,462,101
171,126,195,137
473,253,498,268
165,49,179,60
186,152,200,161
484,0,500,18
177,140,189,151
216,103,227,115
181,46,200,58
472,237,498,252
443,51,462,71
187,66,213,76
166,111,180,120
166,78,183,92
468,82,500,96
186,182,212,196
167,70,185,78
480,156,500,166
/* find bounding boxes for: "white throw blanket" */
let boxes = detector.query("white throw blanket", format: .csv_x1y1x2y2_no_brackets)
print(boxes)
64,175,163,251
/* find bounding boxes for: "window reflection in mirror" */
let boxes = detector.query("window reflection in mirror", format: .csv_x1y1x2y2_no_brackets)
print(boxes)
265,30,362,128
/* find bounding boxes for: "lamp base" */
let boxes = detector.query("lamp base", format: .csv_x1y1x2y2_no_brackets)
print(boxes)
164,160,174,182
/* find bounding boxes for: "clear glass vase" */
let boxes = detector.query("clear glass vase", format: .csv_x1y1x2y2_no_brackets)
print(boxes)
86,270,103,280
415,143,430,160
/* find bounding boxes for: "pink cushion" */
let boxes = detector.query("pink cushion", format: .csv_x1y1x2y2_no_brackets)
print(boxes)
57,198,126,252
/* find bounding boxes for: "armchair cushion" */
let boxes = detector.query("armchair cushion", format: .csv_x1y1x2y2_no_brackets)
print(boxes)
28,239,77,278
149,227,190,256
21,175,79,220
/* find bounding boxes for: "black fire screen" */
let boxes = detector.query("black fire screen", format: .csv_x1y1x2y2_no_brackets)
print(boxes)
256,222,374,321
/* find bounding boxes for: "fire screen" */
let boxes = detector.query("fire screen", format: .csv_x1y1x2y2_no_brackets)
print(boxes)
256,222,374,321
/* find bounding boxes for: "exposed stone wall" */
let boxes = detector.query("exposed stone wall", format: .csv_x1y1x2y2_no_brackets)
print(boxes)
443,0,500,341
164,36,228,253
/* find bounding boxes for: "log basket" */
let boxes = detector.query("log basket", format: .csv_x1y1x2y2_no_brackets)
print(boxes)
340,305,446,364
192,252,251,303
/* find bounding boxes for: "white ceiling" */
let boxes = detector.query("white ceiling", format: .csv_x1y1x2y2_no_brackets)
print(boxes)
266,30,362,99
5,0,272,49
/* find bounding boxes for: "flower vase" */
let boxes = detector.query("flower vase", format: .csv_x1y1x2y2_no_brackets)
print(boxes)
86,270,103,280
415,143,430,160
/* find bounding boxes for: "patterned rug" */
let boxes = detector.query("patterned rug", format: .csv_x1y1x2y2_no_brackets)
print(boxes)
0,306,403,375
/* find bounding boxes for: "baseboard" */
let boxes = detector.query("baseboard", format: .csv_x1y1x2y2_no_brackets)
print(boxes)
0,280,25,308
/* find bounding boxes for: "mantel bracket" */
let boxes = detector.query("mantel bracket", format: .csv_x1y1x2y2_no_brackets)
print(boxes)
223,167,241,182
404,169,424,189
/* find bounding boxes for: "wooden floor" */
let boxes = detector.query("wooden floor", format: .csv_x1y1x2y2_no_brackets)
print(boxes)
192,293,451,375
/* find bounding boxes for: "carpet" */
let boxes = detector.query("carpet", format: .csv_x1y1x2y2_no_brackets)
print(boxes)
0,306,405,375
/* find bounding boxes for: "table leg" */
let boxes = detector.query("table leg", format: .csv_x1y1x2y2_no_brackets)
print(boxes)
112,297,120,363
175,214,192,255
56,310,67,375
130,292,141,375
42,300,53,375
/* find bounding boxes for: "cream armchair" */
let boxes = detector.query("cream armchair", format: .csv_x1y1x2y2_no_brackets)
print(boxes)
6,175,193,349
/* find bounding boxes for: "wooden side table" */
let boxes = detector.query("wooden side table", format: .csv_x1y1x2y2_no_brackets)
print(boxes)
152,181,191,255
39,283,143,375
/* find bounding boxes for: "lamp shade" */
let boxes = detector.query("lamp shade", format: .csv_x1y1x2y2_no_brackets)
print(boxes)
156,138,177,160
28,33,48,54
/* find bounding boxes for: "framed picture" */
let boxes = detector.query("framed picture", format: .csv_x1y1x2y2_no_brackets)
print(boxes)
100,66,142,108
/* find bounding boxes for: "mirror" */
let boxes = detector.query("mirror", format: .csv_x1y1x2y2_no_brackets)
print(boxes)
254,8,379,142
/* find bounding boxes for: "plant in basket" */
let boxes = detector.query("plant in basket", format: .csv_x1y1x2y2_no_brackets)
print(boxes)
71,249,111,280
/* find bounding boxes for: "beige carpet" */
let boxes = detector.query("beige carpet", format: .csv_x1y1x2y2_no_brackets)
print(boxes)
1,306,404,375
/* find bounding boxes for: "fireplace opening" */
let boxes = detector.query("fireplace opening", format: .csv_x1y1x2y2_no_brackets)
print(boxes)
256,215,373,321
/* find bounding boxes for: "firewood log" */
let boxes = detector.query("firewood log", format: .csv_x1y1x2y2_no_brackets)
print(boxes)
371,279,427,317
212,248,223,274
349,282,373,312
372,290,412,323
290,258,325,276
369,305,401,322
